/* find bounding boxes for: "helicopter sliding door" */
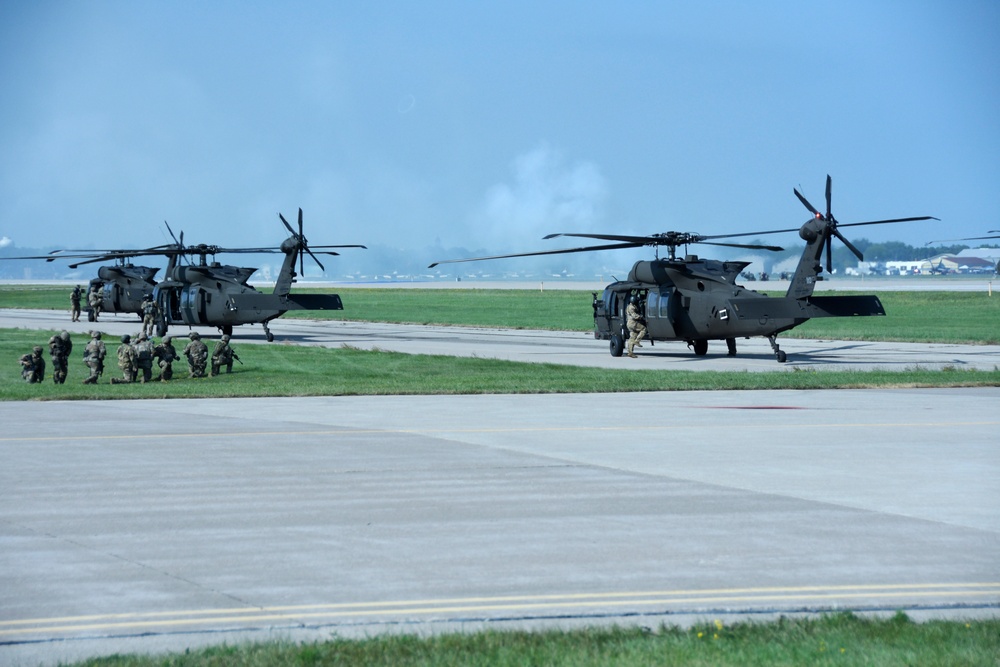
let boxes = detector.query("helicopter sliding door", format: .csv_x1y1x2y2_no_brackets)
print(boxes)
647,288,678,338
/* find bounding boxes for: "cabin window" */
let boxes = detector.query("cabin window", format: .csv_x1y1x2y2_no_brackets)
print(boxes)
647,292,659,319
659,289,672,318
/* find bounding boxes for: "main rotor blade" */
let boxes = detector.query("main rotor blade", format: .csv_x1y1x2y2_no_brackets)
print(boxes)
927,233,1000,244
429,242,642,268
543,232,656,244
699,241,785,252
838,216,937,227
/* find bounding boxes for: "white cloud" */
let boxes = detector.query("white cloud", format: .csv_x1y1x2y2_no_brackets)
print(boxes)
478,144,608,250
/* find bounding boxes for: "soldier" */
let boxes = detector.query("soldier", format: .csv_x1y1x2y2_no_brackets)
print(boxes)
87,285,102,321
152,335,178,382
19,346,45,383
132,332,155,383
82,331,106,384
625,294,647,359
111,334,137,384
49,331,73,384
211,334,238,376
70,285,82,322
140,294,159,338
183,331,208,378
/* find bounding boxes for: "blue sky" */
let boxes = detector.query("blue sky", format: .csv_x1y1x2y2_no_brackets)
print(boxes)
1,1,997,268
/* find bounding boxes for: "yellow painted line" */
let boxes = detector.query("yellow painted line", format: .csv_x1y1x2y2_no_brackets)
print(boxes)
1,422,998,443
3,583,998,637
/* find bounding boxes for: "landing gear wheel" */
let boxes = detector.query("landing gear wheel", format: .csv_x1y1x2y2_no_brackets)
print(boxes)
263,322,274,343
692,339,708,356
776,350,787,363
609,334,624,357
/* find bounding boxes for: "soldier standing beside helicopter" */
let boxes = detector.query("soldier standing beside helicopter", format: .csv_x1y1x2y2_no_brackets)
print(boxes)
140,294,159,338
626,295,647,359
70,285,82,322
87,285,102,321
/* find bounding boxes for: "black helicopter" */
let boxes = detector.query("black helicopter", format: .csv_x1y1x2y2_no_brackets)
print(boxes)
16,209,365,341
431,176,935,362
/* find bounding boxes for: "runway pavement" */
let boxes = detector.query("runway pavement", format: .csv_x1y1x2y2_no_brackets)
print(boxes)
1,302,999,664
2,308,999,372
1,390,998,665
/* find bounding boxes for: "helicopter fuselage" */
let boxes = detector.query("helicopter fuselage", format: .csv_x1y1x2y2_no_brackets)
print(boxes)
594,248,885,360
85,264,158,322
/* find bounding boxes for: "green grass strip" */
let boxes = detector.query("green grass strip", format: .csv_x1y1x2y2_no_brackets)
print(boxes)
3,328,997,401
68,612,1000,666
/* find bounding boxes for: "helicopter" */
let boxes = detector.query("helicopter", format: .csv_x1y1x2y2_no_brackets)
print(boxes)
14,209,365,341
431,176,936,362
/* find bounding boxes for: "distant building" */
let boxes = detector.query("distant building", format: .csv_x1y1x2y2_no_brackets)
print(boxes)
956,247,1000,263
919,254,997,275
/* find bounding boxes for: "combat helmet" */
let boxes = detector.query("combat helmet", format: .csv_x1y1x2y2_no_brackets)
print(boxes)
60,331,70,341
33,346,43,354
91,331,102,339
121,334,131,343
189,332,200,340
221,334,230,342
162,335,172,343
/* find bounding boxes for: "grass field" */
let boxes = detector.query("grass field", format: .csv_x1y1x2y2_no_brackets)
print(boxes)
66,612,1000,666
2,327,998,401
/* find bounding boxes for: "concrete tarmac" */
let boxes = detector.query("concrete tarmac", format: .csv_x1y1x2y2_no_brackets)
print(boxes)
1,390,998,665
1,302,999,664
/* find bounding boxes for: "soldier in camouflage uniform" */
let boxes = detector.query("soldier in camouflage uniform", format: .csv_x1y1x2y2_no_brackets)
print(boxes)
87,285,102,321
82,331,106,384
152,335,178,382
19,346,46,383
111,334,138,384
625,295,647,359
182,332,208,378
71,285,82,322
140,294,159,338
132,332,155,383
48,331,72,384
211,334,237,376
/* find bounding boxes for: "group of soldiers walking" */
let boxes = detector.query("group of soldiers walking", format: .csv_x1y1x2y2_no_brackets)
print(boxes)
19,330,240,385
